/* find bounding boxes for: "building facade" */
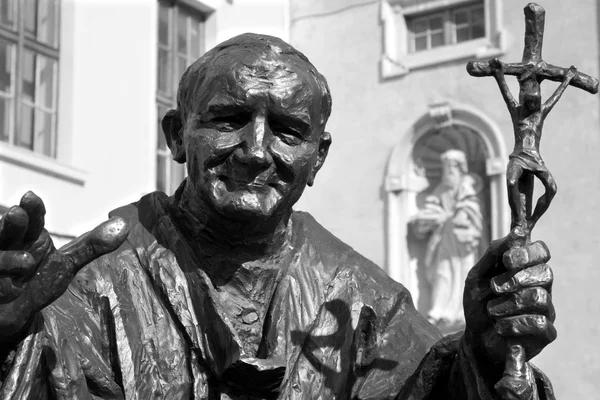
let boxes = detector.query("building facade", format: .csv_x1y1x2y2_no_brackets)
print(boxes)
289,0,600,397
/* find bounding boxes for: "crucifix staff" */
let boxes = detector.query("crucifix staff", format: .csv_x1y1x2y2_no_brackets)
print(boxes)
467,3,598,400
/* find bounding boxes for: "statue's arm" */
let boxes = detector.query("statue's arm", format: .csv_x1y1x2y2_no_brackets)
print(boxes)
543,65,577,117
490,59,518,112
393,331,556,400
0,193,128,398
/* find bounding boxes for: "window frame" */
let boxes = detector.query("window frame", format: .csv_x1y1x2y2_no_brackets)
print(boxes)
0,0,61,158
406,2,485,54
156,0,205,194
381,0,506,78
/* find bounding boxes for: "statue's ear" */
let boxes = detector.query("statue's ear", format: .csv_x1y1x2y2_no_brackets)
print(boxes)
307,131,331,187
161,109,186,163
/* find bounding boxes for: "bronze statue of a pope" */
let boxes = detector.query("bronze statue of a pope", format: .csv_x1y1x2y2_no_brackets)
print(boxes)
0,27,564,400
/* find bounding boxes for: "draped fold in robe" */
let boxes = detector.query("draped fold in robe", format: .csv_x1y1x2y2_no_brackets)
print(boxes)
0,188,555,399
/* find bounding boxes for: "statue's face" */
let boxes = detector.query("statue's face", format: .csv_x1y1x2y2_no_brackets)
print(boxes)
181,55,327,221
519,80,541,112
441,157,463,187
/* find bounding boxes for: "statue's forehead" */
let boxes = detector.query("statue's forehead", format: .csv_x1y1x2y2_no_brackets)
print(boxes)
201,55,320,107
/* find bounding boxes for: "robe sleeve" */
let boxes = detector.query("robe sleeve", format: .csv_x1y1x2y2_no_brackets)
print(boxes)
0,256,125,400
395,332,556,400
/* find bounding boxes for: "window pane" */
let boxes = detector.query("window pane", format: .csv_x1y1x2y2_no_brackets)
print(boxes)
0,97,11,142
429,16,443,31
177,12,187,54
190,20,201,59
176,55,187,80
0,0,15,29
33,108,53,156
21,50,35,102
414,35,427,52
24,0,38,37
17,102,34,149
412,19,427,35
37,0,59,47
472,7,484,24
472,23,485,39
37,55,56,109
454,10,468,25
158,3,170,46
157,105,168,150
456,26,470,43
157,47,171,95
0,39,14,94
157,154,167,192
431,32,444,48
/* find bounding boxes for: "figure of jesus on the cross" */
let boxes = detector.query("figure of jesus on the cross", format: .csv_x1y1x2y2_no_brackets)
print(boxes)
490,57,576,232
468,2,598,235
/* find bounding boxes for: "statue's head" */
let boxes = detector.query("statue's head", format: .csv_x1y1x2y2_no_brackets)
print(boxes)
518,72,542,112
440,149,467,187
161,33,332,221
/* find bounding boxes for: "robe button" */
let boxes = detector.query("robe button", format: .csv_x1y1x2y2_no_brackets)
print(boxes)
242,311,259,324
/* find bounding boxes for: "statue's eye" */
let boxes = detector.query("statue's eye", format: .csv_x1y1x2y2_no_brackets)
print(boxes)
269,119,304,146
209,114,251,132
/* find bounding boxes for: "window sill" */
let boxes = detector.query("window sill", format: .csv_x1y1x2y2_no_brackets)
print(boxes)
382,34,506,79
0,143,87,186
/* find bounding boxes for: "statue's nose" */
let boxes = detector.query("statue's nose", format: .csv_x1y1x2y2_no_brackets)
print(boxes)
233,117,273,169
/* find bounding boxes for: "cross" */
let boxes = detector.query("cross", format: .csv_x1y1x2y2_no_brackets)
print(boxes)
466,3,598,400
467,3,598,94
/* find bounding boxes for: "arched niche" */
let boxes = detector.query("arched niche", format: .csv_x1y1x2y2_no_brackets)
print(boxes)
384,102,509,313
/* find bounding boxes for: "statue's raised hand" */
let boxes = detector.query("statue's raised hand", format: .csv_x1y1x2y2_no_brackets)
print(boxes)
463,228,555,370
0,191,128,342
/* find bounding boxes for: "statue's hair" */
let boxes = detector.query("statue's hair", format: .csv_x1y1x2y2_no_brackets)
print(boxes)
175,33,332,128
441,149,468,174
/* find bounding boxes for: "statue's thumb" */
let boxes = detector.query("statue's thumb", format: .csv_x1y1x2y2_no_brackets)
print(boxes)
59,217,130,271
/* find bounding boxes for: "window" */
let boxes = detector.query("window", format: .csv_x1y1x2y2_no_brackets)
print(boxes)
407,2,484,53
381,0,505,78
0,0,60,158
156,1,205,194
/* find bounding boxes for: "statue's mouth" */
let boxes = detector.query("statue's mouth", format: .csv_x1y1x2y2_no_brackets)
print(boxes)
218,174,279,191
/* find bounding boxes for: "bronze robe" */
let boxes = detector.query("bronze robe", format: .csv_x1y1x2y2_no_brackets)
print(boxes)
0,190,555,399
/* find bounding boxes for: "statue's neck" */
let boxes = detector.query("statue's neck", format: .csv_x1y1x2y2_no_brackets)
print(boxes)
174,181,292,263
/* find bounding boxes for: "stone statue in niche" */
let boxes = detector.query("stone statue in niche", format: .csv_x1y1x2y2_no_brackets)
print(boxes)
411,150,483,329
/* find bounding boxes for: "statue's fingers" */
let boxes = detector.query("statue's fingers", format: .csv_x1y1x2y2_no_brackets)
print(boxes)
59,217,129,272
494,315,557,345
27,218,128,312
491,264,553,294
487,287,555,321
0,251,36,278
503,241,550,271
0,276,25,303
19,191,46,244
466,228,526,280
0,206,29,250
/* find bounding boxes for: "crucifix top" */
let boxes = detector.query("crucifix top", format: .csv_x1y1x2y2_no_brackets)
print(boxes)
467,3,598,93
522,3,545,64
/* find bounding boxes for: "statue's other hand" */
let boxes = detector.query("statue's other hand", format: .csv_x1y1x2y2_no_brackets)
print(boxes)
463,228,555,371
0,191,129,341
565,65,577,80
489,57,503,73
